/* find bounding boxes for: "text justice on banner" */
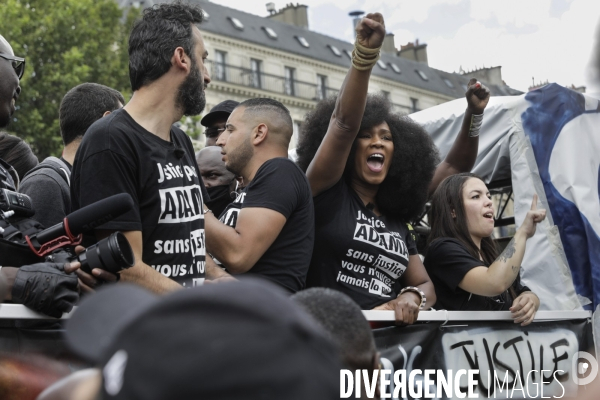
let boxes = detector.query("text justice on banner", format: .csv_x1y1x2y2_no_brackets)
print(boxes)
350,319,597,399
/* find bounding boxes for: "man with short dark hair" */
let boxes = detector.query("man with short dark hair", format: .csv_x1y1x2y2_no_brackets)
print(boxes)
292,288,379,370
71,3,226,294
20,83,124,228
204,98,314,293
201,99,239,147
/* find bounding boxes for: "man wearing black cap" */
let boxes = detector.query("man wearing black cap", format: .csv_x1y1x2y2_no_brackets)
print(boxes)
201,99,239,147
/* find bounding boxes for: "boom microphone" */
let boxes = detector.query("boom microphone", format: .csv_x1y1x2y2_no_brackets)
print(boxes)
27,193,134,255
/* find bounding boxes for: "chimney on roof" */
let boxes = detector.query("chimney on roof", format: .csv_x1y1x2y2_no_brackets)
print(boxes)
398,40,428,65
348,11,365,31
267,3,309,29
382,32,396,54
462,66,503,86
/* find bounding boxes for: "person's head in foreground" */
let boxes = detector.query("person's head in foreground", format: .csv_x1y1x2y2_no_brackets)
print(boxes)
292,288,378,371
296,93,439,222
426,172,545,324
61,279,341,400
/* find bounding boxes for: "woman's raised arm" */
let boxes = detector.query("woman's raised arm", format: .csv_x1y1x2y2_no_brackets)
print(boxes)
306,13,386,196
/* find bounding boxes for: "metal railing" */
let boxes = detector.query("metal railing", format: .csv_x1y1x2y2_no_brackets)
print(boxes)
207,60,339,101
392,103,414,115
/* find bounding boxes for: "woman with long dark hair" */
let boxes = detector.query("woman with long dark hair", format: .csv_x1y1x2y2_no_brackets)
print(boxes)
425,173,545,325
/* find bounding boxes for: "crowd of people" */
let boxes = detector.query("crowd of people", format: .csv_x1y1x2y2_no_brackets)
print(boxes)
0,2,550,398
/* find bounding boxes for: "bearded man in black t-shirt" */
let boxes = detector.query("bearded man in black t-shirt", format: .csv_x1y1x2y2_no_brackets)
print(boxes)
71,3,228,294
204,98,314,293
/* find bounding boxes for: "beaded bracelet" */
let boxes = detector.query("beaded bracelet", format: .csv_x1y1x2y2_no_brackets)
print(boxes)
398,286,427,310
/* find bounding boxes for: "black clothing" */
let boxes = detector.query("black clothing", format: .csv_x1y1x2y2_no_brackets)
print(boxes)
20,156,72,228
305,179,418,309
71,109,209,287
217,158,314,293
424,237,530,311
206,184,234,217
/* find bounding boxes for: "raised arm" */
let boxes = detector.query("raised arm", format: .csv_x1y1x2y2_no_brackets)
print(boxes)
428,78,490,196
306,13,386,196
459,195,546,296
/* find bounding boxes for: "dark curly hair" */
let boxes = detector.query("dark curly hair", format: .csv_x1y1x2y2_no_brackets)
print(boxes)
296,94,439,222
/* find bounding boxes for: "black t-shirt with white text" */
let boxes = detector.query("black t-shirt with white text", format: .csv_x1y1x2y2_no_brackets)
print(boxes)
424,238,530,311
217,158,314,293
71,108,209,287
305,179,418,309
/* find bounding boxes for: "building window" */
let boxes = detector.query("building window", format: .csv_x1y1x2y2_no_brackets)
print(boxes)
250,59,262,88
215,50,227,81
296,36,310,48
327,44,342,57
377,60,387,70
443,78,454,88
262,26,278,39
284,67,295,96
390,63,401,74
415,69,429,81
410,97,419,113
316,74,328,100
228,17,244,30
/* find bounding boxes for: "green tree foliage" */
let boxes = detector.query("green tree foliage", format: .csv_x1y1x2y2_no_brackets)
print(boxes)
0,0,139,159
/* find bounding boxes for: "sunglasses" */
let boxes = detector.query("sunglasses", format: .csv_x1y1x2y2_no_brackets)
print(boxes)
205,127,226,138
0,53,25,80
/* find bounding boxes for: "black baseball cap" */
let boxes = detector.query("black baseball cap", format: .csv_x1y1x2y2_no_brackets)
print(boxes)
200,100,240,127
65,279,341,400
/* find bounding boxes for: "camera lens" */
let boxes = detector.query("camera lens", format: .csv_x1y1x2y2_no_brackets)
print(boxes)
79,232,135,274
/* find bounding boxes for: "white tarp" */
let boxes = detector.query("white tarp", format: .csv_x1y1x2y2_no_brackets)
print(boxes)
411,84,589,311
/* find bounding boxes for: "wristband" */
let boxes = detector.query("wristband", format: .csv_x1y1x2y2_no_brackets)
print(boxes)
203,208,213,215
352,40,381,71
398,286,426,310
468,113,483,137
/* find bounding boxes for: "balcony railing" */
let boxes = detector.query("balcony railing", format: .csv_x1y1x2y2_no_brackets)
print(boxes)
206,60,339,101
392,103,416,115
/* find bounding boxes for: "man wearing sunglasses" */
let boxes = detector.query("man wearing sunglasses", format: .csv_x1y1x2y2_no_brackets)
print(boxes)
0,35,24,128
201,99,239,147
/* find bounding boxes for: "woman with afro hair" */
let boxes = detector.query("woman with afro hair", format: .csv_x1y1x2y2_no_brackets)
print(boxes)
296,13,490,323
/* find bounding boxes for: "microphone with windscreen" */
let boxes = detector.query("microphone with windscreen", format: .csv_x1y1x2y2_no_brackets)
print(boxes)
26,193,135,257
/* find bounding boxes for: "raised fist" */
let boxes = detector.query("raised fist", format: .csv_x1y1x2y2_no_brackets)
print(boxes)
355,12,386,50
465,78,491,114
